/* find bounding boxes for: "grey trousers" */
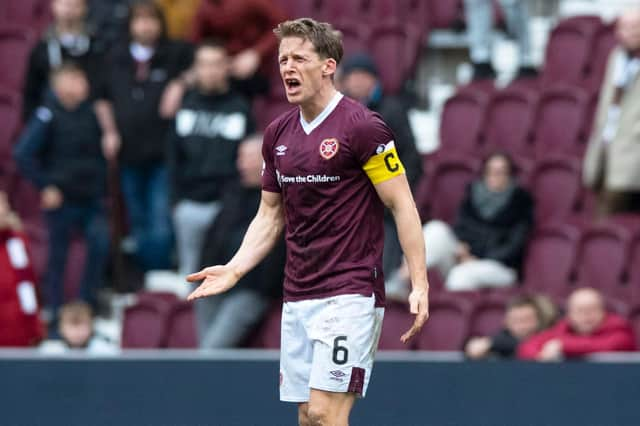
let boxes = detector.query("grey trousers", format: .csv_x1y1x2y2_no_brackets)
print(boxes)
464,0,533,66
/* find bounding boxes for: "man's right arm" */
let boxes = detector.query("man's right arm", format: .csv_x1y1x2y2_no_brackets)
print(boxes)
187,190,284,300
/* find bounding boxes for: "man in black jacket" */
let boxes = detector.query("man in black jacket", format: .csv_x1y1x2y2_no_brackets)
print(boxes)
14,64,109,334
99,0,192,271
338,53,424,275
166,40,255,278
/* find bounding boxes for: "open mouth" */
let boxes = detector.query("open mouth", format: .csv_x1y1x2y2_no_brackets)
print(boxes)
285,78,301,91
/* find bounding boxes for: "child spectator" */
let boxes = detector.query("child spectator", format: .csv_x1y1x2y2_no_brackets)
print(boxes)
0,192,43,347
164,40,255,277
14,63,109,335
519,288,636,361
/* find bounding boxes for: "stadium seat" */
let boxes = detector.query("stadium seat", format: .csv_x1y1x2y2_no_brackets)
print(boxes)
627,234,640,300
121,298,171,348
521,224,579,299
529,157,581,225
378,302,416,350
251,303,282,349
369,22,421,94
583,22,617,93
414,295,471,350
425,157,479,223
405,0,430,39
166,301,198,348
438,89,488,156
0,26,34,91
573,223,630,298
273,0,317,18
468,298,506,338
333,21,370,57
136,291,179,306
426,0,463,29
482,88,537,158
315,0,367,22
0,0,51,33
532,86,589,159
0,88,21,163
539,18,596,88
629,304,640,347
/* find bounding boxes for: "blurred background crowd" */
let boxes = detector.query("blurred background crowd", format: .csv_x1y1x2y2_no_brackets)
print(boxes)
0,0,639,360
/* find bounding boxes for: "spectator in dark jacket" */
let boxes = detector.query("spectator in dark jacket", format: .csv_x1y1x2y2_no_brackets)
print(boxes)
519,287,637,361
14,64,109,333
195,135,285,348
387,152,533,296
164,41,255,277
99,0,192,271
23,0,106,121
465,295,549,359
190,0,288,97
338,53,423,274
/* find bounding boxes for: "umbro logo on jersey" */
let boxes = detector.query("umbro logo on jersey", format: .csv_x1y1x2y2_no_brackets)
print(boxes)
319,138,339,160
276,145,288,156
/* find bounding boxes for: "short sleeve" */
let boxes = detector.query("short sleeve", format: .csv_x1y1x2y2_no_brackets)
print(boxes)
350,114,406,185
261,125,281,193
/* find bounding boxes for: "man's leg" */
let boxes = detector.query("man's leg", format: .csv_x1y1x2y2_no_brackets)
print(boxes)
305,390,356,426
79,204,110,309
422,220,459,277
464,0,496,78
445,259,516,291
142,165,172,270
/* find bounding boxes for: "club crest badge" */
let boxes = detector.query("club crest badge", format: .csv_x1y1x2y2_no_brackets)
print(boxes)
319,138,339,160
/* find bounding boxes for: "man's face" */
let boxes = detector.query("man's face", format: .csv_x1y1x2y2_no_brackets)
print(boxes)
616,11,640,51
484,155,511,192
59,318,92,348
52,71,89,109
341,70,377,103
195,47,229,92
278,37,331,105
130,12,162,45
567,290,606,335
505,305,540,340
52,0,86,24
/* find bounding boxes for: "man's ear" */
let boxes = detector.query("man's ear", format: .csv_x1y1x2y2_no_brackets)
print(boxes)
322,58,337,78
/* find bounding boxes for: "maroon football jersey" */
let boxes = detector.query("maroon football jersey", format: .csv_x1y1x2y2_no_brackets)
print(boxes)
262,93,403,307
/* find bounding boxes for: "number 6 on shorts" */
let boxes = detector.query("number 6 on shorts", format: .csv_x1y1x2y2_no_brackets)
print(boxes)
332,336,348,365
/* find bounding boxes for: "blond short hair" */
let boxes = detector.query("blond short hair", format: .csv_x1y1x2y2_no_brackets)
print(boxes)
274,18,344,65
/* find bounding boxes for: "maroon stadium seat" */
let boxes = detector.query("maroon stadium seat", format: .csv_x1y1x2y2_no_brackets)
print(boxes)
0,26,34,91
483,88,537,158
378,302,416,350
426,157,479,223
252,303,282,349
573,223,630,298
627,235,640,298
438,89,488,156
521,224,579,299
122,298,171,348
540,18,596,88
426,0,463,29
529,157,581,225
0,88,21,163
1,0,51,33
369,22,421,94
136,291,179,306
405,0,430,39
166,301,198,348
316,0,367,22
583,22,617,93
414,295,471,350
273,0,317,18
533,86,589,158
468,298,506,338
333,21,370,57
629,304,640,347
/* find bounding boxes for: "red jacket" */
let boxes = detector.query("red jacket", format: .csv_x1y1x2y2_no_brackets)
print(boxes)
518,314,637,359
190,0,287,60
0,230,43,346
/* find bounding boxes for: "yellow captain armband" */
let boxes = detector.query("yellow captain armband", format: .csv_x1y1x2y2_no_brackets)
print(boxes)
362,141,406,184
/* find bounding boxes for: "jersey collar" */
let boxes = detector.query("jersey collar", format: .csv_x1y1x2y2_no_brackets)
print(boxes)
299,91,344,135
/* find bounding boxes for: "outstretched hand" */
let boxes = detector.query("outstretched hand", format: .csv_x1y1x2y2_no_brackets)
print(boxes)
400,287,429,344
186,265,240,301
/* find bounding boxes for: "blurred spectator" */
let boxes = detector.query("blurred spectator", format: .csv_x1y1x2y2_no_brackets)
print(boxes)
87,0,131,51
23,0,106,120
99,0,192,271
339,53,423,274
190,0,288,98
164,40,255,276
464,0,536,80
583,8,640,216
387,152,533,297
14,64,109,334
465,295,545,359
156,0,201,40
40,301,117,353
0,192,44,347
195,135,285,348
519,288,637,361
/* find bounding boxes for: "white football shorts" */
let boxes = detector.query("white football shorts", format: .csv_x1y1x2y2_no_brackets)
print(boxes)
279,293,385,402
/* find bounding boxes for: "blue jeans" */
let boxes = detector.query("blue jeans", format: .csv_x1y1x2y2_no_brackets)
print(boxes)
44,201,110,317
120,165,172,270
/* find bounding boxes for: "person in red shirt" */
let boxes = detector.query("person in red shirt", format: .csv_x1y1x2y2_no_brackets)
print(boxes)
518,287,636,361
0,191,43,347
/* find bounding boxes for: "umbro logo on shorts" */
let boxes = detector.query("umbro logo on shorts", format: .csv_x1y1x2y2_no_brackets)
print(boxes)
330,370,346,378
